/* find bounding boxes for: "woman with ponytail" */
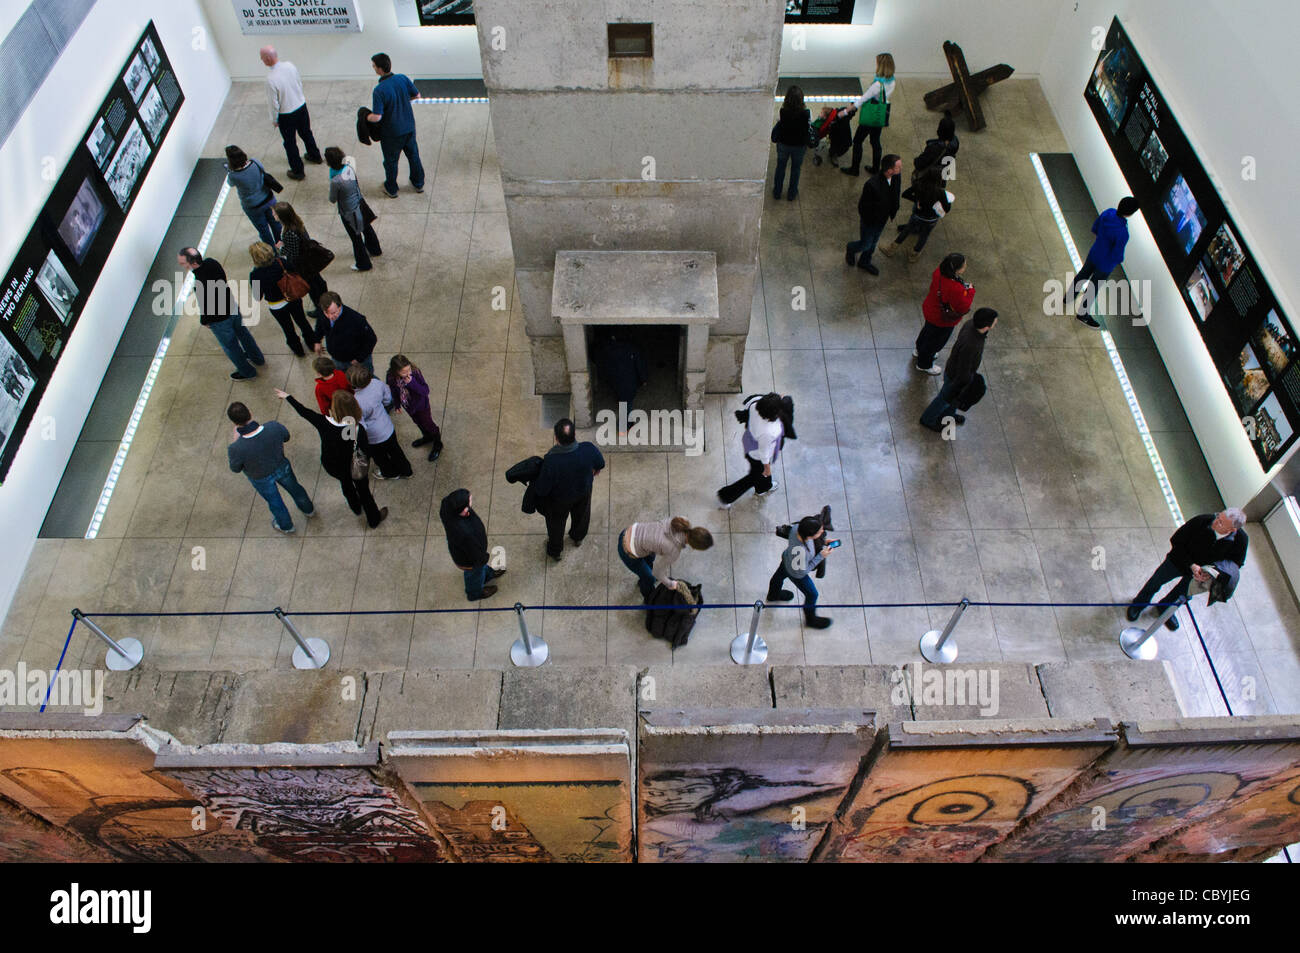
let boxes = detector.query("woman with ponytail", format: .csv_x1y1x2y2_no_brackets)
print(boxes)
618,516,714,601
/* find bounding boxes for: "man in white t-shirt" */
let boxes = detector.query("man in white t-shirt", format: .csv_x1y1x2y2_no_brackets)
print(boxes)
261,46,322,181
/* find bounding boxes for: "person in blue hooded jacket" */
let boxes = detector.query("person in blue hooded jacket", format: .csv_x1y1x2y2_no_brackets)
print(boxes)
1074,196,1140,327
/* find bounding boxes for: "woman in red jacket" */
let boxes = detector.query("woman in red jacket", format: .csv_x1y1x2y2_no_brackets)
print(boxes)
915,252,975,375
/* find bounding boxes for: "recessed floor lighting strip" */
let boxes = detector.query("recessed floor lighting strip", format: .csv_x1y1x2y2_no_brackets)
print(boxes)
85,180,232,539
1030,152,1183,526
414,96,489,103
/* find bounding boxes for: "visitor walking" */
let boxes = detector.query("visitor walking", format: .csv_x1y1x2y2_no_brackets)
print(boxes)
914,252,976,375
841,53,896,177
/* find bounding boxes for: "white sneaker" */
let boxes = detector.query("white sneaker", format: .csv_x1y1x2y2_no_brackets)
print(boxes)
271,519,295,534
756,481,780,496
915,362,942,376
717,492,732,510
912,348,919,357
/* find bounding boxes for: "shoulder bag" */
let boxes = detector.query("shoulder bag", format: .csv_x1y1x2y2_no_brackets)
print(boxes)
350,438,370,481
301,237,336,273
275,259,310,301
859,78,891,128
256,160,284,195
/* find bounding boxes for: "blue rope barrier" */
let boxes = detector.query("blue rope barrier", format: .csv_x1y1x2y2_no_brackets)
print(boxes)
1185,603,1234,717
39,616,79,714
76,599,1183,619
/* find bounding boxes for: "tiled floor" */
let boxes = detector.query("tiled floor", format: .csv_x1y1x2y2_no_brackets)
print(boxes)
5,76,1299,718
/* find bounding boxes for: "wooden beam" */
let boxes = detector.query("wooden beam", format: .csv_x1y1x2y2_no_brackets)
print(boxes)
922,64,1015,112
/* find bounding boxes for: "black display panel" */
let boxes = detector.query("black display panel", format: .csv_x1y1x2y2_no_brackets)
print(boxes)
417,1,475,26
0,22,182,481
1085,17,1298,470
785,0,856,23
415,1,857,26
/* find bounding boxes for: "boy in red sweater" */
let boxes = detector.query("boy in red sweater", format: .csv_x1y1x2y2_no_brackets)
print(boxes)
312,356,352,414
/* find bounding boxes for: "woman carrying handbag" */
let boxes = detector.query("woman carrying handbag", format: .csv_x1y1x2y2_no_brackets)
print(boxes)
841,53,896,178
274,202,332,318
275,387,388,528
325,146,383,271
915,252,976,375
225,145,283,246
248,241,316,356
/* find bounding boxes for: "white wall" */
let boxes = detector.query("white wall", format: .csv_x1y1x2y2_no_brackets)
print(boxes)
778,0,1058,76
0,0,230,620
1040,0,1300,507
204,0,1060,81
202,0,483,80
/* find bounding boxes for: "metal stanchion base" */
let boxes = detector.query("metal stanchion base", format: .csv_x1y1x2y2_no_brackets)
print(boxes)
292,638,331,670
1119,627,1159,661
919,630,958,664
730,632,768,665
105,638,144,672
511,637,549,667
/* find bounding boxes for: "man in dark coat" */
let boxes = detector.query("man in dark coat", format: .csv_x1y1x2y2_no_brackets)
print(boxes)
1127,509,1249,630
313,291,378,374
533,418,606,560
920,308,997,432
845,154,902,274
439,489,504,601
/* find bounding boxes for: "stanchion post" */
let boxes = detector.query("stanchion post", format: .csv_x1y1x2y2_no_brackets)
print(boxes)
274,607,330,670
1119,597,1182,661
72,609,143,671
510,602,549,667
730,600,768,665
920,598,969,663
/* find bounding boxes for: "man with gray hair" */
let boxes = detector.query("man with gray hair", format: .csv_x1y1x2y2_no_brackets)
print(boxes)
1127,509,1248,631
261,45,321,181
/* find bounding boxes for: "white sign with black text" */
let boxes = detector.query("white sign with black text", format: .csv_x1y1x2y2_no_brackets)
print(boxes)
231,0,364,34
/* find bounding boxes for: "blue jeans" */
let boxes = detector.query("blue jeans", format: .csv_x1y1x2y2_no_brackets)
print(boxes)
846,220,886,266
618,529,658,600
767,563,819,618
247,459,314,531
380,132,425,195
246,199,282,247
463,564,489,600
774,144,806,199
895,213,938,252
208,313,264,376
920,375,963,429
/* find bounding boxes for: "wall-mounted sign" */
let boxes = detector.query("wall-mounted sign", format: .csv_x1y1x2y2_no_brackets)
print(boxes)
417,0,475,26
0,22,183,483
785,0,856,23
1086,18,1299,471
232,0,363,34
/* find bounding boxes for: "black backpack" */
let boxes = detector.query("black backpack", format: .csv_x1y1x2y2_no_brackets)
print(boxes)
644,582,703,648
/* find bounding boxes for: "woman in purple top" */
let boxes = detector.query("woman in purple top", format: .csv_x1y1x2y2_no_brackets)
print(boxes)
387,354,443,461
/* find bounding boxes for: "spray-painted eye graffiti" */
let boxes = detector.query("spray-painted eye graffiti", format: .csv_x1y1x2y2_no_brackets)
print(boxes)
1092,772,1241,822
856,774,1035,829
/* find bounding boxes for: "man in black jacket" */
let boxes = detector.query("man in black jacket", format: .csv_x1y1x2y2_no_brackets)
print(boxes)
533,418,606,560
845,154,902,275
178,247,265,381
313,291,378,375
439,489,505,601
1127,509,1249,630
920,308,997,432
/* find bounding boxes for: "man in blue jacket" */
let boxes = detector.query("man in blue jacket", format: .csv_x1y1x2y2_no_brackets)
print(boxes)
533,418,605,560
1075,196,1140,328
366,52,424,198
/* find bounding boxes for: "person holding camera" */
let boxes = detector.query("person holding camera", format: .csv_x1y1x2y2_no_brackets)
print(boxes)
766,515,837,629
1127,509,1248,631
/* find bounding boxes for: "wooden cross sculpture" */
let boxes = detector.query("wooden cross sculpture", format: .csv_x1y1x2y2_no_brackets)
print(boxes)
923,41,1014,132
